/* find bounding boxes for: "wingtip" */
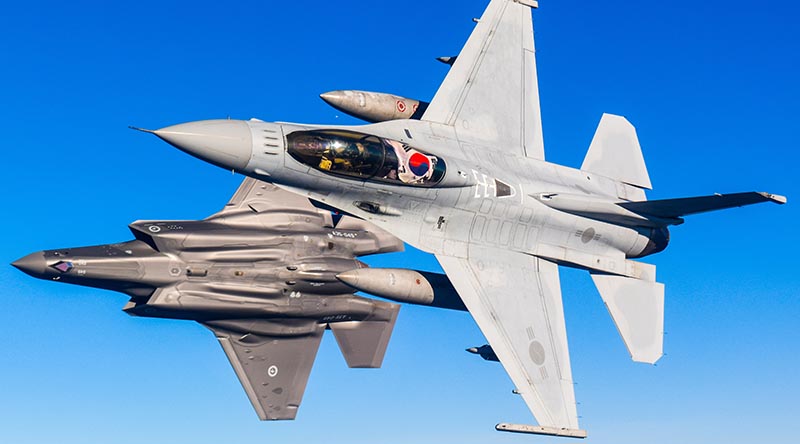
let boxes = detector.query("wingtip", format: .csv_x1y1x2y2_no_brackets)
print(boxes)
759,192,787,204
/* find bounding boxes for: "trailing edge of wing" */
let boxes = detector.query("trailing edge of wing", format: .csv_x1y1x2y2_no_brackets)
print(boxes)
422,0,545,160
436,247,579,430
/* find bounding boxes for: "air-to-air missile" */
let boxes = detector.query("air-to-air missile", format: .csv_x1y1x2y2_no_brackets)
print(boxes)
466,344,499,362
436,56,458,66
12,177,462,421
320,90,429,123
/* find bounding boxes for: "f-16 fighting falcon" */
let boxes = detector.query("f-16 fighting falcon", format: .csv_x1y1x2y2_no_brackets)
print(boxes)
136,0,785,438
12,177,464,421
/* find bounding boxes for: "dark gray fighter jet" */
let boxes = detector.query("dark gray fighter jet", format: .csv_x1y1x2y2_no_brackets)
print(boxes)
12,177,462,421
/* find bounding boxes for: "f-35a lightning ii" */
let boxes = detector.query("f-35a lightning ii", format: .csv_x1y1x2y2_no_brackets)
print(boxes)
138,0,785,438
12,177,463,421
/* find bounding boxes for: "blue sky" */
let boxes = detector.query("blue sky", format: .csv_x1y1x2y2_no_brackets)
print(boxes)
1,1,798,443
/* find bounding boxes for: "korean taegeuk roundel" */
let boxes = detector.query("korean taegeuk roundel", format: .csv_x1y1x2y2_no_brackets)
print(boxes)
408,152,430,176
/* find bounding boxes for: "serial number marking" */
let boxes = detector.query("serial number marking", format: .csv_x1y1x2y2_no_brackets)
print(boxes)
321,314,352,322
329,230,357,239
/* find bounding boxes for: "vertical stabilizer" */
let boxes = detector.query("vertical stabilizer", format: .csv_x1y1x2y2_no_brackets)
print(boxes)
582,114,652,191
590,273,664,364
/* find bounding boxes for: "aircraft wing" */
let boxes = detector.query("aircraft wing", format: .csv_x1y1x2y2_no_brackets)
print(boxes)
204,323,325,420
435,245,581,431
217,177,404,254
422,0,544,160
212,176,333,222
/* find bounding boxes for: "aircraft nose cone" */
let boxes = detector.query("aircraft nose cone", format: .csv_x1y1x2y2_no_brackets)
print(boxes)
154,119,253,170
11,252,47,278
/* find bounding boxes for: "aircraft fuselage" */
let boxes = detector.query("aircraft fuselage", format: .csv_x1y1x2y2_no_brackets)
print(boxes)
158,118,668,281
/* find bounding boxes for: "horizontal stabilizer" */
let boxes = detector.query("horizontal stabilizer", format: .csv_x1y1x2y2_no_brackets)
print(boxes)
591,273,664,364
330,304,399,368
582,114,652,190
205,322,325,420
619,191,787,219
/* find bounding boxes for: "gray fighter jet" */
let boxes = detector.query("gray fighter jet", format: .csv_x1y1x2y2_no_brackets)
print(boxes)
138,0,785,437
12,177,463,421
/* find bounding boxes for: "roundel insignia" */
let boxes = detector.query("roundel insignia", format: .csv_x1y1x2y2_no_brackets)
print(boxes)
396,100,407,113
408,152,430,176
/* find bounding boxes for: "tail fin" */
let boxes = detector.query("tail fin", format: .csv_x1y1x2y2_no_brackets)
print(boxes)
582,114,652,192
590,271,664,364
330,303,400,368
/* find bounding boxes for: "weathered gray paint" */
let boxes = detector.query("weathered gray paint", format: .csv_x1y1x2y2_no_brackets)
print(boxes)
141,0,785,435
12,177,461,421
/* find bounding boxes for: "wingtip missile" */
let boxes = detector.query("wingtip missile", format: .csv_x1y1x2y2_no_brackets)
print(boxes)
466,344,499,362
496,423,587,439
436,56,457,66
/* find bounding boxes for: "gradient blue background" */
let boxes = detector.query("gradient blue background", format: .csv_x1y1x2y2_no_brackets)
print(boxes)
1,1,797,443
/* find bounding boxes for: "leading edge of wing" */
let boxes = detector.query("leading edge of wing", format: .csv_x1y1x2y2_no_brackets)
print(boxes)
435,246,580,430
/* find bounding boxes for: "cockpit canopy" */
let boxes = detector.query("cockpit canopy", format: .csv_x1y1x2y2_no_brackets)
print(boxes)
287,130,446,187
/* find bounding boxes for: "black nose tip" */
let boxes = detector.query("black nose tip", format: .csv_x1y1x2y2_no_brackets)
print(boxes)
11,252,47,277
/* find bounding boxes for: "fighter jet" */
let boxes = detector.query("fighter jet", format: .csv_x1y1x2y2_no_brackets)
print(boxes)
139,0,786,437
12,177,464,421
